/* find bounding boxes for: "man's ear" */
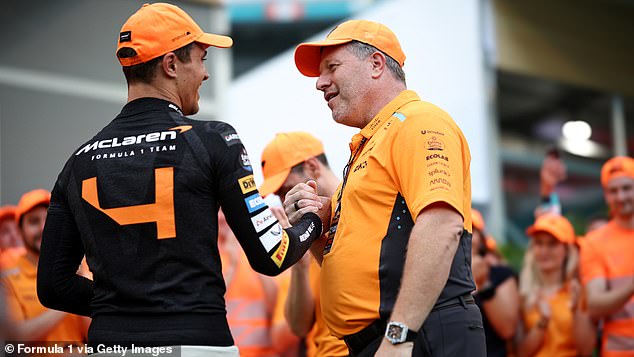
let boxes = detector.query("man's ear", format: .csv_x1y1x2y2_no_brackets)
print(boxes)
369,51,387,79
303,157,322,179
161,52,178,79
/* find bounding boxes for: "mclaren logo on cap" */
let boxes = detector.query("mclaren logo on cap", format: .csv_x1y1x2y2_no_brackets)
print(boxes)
119,31,131,43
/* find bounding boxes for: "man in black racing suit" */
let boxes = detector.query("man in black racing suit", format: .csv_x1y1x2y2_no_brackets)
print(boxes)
36,3,324,352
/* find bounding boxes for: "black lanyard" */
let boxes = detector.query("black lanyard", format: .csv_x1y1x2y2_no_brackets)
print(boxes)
323,137,368,255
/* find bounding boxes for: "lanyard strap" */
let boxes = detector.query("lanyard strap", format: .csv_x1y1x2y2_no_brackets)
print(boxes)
323,137,367,255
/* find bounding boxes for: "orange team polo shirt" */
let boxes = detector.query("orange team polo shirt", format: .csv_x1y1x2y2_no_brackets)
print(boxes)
523,286,578,357
222,249,277,357
580,220,634,356
0,247,26,272
273,259,348,357
1,253,87,342
271,271,301,357
321,90,472,338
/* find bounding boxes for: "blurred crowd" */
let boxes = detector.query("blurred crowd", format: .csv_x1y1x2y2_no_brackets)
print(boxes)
1,134,632,357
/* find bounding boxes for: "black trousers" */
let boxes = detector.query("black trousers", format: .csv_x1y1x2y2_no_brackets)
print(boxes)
350,303,486,356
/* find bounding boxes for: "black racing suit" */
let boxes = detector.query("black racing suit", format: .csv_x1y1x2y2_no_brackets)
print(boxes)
37,98,322,347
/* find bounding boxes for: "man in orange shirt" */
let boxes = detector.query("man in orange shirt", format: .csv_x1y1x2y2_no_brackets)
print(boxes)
1,189,86,342
260,132,347,356
0,206,25,272
286,20,485,356
581,156,634,356
218,210,279,357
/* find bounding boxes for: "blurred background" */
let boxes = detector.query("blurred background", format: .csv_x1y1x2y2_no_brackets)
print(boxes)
1,0,632,268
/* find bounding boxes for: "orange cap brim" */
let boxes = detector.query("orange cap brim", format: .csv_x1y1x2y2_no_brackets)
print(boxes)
294,38,353,77
526,226,573,245
259,167,292,197
195,32,233,49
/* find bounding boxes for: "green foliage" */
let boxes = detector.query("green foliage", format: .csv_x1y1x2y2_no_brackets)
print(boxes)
498,240,526,273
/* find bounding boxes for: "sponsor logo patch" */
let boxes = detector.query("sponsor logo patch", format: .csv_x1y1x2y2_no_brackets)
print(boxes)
426,153,449,161
430,178,452,187
299,222,316,242
221,129,241,146
353,160,367,172
75,127,186,156
271,231,290,268
259,223,283,252
427,161,450,168
241,148,253,171
251,208,277,233
238,175,256,194
426,136,444,151
244,193,266,213
428,168,451,177
119,31,131,43
421,129,445,136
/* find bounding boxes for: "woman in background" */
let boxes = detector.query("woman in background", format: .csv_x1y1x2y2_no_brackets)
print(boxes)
471,209,520,357
516,214,595,357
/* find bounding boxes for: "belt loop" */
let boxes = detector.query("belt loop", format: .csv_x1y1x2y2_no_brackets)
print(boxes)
459,295,467,309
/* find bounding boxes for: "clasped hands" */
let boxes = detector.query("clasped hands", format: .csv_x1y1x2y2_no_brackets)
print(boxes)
282,180,331,233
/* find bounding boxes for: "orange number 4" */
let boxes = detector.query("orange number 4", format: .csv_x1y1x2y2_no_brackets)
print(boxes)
82,167,176,239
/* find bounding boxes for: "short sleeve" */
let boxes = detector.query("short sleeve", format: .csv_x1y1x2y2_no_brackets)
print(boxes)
579,237,607,285
391,110,468,221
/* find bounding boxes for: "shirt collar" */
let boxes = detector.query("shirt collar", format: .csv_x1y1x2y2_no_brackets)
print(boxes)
118,97,183,118
349,90,420,152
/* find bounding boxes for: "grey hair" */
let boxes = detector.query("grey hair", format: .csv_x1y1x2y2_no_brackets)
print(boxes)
346,40,406,85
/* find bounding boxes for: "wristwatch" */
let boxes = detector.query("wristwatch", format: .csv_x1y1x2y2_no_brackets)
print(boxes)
385,321,417,344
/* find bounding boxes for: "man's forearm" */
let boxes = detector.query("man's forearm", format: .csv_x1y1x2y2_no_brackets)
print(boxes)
9,310,66,340
483,278,520,339
388,208,463,331
285,262,316,336
587,280,634,320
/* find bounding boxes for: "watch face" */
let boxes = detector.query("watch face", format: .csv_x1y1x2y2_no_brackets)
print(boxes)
386,322,406,343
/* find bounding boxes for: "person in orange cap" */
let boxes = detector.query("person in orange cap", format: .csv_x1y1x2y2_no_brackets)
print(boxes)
471,208,519,357
1,189,87,343
0,206,25,272
580,156,634,357
37,3,325,355
260,132,347,357
286,19,484,356
217,209,279,357
517,214,596,357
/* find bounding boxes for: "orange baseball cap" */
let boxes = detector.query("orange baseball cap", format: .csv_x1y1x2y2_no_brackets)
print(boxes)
294,20,406,77
117,3,233,67
0,205,16,222
601,156,634,187
471,208,485,233
526,213,575,244
259,132,325,196
16,189,50,225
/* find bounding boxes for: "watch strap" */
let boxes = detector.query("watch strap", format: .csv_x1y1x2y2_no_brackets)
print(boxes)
404,328,417,342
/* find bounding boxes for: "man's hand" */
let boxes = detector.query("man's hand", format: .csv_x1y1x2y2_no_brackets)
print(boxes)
270,206,291,228
315,196,331,234
283,180,323,225
375,340,414,357
537,291,552,321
